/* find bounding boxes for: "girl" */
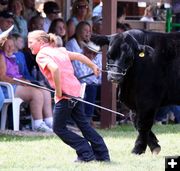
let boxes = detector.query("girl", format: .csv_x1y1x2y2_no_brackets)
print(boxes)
48,18,67,46
28,30,110,162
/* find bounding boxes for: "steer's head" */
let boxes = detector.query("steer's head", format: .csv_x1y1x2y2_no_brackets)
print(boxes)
91,32,154,83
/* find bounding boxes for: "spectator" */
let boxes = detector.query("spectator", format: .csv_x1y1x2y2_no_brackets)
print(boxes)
48,18,67,46
80,41,102,124
66,21,91,53
140,5,154,22
28,30,110,162
116,22,131,33
0,10,14,33
28,15,44,32
92,16,102,34
43,1,60,33
117,3,126,23
0,36,53,132
154,0,166,21
172,0,180,31
156,105,180,124
66,18,75,40
11,33,32,80
66,21,91,125
8,0,28,40
92,0,103,17
23,0,39,22
66,21,91,126
0,22,14,112
67,0,92,39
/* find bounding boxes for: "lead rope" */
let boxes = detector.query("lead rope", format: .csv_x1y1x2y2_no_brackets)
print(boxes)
13,78,125,116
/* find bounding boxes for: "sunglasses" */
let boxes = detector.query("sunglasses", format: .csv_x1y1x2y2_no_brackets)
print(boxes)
76,5,88,9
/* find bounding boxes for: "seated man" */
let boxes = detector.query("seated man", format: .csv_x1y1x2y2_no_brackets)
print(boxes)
73,41,102,124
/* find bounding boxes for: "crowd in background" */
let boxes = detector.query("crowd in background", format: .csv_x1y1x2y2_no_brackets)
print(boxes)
0,0,179,132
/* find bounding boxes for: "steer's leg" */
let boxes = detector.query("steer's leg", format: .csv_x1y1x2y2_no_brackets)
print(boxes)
148,131,161,154
131,109,155,155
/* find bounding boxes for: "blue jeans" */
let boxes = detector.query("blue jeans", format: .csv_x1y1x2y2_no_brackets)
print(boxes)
0,87,5,111
84,85,98,122
53,99,110,161
156,105,180,123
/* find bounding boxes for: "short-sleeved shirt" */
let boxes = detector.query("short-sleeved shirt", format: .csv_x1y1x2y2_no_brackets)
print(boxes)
36,46,82,103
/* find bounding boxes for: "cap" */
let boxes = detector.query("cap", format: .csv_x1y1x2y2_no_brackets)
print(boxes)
43,1,60,14
82,41,101,53
92,16,102,24
0,10,14,19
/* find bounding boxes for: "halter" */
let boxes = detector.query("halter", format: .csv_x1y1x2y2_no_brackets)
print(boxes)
106,64,127,76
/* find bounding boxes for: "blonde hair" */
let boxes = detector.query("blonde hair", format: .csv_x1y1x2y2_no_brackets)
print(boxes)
71,0,92,20
144,5,153,17
28,30,63,47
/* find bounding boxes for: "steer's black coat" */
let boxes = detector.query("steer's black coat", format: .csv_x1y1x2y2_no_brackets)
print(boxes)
91,29,180,154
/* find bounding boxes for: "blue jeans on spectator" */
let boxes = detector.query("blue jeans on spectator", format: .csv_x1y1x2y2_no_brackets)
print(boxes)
172,106,180,123
53,99,110,161
84,84,98,123
0,87,5,111
156,105,180,123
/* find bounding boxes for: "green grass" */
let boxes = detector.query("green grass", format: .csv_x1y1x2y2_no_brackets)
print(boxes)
0,124,180,171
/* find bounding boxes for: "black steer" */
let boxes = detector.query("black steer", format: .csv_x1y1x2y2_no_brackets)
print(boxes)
91,29,180,155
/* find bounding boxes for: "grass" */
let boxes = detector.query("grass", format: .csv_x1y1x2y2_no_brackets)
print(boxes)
0,124,180,171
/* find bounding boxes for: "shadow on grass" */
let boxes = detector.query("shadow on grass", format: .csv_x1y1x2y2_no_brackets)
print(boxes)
0,124,179,142
98,123,180,138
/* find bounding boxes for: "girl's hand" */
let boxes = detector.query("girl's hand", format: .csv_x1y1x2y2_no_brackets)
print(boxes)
55,89,62,98
92,64,100,77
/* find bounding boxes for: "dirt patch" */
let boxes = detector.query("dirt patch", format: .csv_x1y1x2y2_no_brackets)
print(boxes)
0,130,55,137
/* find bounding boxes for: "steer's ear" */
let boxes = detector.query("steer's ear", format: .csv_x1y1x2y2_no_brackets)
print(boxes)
91,34,116,46
138,45,154,58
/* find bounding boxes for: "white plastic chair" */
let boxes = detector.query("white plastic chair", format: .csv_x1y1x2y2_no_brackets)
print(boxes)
0,82,23,131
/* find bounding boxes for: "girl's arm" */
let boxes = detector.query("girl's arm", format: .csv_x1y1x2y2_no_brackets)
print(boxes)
67,51,100,77
46,62,62,97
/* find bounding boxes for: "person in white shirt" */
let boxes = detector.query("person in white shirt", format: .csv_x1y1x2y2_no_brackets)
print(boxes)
93,0,103,17
140,5,154,22
43,1,60,33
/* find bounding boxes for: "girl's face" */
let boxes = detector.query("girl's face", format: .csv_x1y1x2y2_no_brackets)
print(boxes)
55,21,66,37
35,18,44,30
28,37,41,54
3,39,15,56
11,0,23,16
16,37,24,50
80,25,91,42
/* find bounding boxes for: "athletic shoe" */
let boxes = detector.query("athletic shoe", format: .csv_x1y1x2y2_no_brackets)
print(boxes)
34,122,53,133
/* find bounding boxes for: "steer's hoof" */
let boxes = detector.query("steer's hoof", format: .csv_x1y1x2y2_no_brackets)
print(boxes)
152,147,161,155
131,147,145,155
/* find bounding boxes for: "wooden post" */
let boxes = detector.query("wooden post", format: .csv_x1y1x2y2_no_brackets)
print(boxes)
100,0,117,128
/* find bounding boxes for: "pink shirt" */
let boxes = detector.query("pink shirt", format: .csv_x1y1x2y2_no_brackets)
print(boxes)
36,46,82,103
